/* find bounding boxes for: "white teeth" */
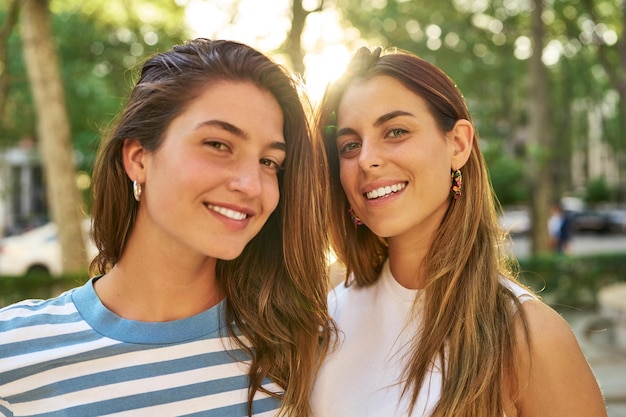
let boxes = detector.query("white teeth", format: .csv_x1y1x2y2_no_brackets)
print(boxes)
366,183,406,200
207,204,247,220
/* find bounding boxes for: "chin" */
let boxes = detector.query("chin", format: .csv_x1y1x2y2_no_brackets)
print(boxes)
217,250,245,261
365,224,391,238
208,244,247,261
369,222,409,240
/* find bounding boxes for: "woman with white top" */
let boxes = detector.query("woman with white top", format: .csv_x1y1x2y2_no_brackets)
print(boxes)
311,46,606,417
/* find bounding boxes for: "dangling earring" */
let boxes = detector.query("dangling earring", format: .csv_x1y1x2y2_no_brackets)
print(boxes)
133,180,142,202
348,206,363,226
450,169,462,200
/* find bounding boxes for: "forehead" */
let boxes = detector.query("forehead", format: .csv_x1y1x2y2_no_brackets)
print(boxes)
193,80,279,110
190,81,282,126
337,76,428,123
157,81,286,150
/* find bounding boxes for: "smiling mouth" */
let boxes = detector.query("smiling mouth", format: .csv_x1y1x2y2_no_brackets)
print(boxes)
365,182,407,200
206,204,248,220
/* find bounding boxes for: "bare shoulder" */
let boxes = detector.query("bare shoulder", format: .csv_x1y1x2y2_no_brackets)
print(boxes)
520,300,580,349
512,300,607,417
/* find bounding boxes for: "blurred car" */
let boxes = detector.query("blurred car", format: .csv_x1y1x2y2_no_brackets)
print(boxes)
607,209,626,233
499,208,531,235
0,219,96,277
572,209,626,234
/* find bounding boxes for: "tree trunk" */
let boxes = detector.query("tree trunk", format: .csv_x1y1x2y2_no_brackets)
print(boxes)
284,0,307,76
21,0,88,274
283,0,325,77
603,0,626,200
527,0,553,255
0,0,20,121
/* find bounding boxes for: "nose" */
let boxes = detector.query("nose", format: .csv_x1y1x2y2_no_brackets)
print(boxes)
228,160,263,197
357,139,382,171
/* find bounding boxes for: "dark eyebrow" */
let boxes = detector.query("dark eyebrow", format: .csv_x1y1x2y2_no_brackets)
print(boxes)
336,110,415,138
271,141,287,152
196,119,286,151
336,127,358,138
196,120,248,139
373,110,415,127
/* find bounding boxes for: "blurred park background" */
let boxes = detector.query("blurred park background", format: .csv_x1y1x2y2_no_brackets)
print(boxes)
0,0,626,409
1,0,624,267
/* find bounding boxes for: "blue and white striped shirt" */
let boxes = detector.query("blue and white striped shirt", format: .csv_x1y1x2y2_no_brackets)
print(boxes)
0,278,282,416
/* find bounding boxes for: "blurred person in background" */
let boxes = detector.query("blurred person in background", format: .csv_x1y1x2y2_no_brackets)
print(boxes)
548,201,573,254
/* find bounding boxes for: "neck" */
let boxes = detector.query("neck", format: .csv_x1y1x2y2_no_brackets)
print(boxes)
387,235,431,290
94,256,222,322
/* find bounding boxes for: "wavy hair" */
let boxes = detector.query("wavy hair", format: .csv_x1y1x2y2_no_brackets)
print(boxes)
317,47,530,416
90,38,333,417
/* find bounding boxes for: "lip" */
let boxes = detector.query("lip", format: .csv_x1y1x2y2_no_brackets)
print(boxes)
205,202,255,229
361,181,408,201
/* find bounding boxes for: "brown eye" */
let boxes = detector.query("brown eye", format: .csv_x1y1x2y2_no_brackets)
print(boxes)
204,141,229,151
260,158,283,174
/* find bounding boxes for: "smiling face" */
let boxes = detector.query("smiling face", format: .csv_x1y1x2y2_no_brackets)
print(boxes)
336,75,457,246
126,81,285,261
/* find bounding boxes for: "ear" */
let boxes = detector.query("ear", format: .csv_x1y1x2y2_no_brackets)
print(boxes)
449,119,473,170
122,139,146,182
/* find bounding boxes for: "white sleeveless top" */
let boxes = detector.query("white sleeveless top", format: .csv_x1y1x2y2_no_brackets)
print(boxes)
311,260,534,417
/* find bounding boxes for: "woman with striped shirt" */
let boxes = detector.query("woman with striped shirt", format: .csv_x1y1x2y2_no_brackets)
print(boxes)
0,38,333,417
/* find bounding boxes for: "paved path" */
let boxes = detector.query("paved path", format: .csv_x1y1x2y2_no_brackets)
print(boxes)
559,308,626,416
509,233,626,259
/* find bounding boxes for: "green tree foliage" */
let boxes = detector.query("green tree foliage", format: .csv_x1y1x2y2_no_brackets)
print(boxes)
333,0,624,204
483,142,527,205
585,176,612,204
0,0,189,169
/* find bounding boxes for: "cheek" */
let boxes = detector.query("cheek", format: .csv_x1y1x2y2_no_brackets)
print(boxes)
429,161,455,200
338,160,355,192
338,164,361,210
265,176,281,212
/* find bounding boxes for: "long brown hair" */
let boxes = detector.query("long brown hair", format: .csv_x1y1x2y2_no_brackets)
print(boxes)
317,47,530,416
90,38,333,417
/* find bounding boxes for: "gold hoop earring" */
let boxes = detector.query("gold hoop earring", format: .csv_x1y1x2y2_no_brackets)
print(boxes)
133,180,142,202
